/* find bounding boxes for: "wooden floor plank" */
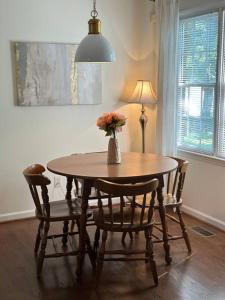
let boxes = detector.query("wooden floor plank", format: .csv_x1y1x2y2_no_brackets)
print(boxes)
0,214,225,300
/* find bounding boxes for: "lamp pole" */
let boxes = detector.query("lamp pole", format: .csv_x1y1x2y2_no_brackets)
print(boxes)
139,104,148,153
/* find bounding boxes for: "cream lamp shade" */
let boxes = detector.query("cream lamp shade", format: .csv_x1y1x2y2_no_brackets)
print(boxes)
129,80,157,104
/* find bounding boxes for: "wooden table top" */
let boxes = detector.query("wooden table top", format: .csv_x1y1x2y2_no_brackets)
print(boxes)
47,152,178,180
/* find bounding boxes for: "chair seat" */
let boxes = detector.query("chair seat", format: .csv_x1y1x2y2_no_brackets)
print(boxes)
154,194,183,208
88,197,129,209
134,194,182,209
75,187,126,208
93,205,152,231
37,198,92,221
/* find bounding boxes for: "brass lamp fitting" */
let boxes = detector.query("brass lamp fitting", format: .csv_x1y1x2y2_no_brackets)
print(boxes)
88,18,101,34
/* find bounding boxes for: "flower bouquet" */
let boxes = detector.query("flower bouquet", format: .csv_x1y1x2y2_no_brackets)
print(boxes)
97,112,127,164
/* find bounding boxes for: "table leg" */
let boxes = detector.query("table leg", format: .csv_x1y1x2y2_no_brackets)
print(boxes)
157,184,172,265
66,176,73,200
76,179,93,278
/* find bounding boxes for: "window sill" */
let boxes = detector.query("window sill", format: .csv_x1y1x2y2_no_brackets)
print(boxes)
177,149,225,168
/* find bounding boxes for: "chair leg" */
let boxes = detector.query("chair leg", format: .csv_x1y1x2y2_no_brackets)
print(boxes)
34,220,43,254
145,227,158,286
176,207,192,253
62,220,69,246
121,231,133,242
129,231,134,239
85,230,96,271
145,229,150,263
37,221,49,277
94,228,100,255
70,220,76,233
157,187,172,265
122,231,127,242
96,230,108,287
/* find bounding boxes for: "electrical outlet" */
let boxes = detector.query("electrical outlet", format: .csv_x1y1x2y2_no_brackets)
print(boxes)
54,176,61,188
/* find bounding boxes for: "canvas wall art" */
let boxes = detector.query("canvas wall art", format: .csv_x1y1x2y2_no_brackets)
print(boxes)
13,42,102,106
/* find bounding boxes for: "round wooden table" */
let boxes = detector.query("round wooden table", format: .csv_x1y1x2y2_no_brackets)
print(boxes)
47,152,178,276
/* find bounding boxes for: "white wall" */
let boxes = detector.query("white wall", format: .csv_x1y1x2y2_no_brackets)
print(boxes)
0,0,155,220
179,0,225,231
179,153,225,230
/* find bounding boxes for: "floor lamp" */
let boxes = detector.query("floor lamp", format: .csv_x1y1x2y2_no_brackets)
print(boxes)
129,80,157,153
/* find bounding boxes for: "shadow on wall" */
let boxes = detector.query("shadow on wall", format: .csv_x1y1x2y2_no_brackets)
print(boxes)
106,0,157,153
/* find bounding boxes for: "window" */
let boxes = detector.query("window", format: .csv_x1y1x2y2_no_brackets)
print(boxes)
177,11,225,158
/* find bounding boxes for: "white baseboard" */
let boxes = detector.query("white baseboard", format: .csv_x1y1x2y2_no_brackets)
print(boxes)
0,209,35,223
182,205,225,232
1,205,225,232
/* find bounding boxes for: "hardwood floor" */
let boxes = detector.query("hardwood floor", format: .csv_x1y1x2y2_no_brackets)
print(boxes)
0,213,225,300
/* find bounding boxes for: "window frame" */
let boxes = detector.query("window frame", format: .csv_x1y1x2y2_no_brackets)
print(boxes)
177,7,225,162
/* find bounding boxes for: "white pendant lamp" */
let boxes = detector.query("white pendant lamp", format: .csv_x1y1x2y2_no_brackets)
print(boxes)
75,0,116,63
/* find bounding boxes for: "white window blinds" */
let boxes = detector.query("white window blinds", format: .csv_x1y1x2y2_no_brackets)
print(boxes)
217,12,225,158
177,12,219,154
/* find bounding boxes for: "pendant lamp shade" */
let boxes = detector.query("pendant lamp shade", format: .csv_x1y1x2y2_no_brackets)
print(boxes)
75,34,116,63
75,1,116,63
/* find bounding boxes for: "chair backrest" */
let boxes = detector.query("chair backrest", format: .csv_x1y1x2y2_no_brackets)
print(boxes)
166,157,189,201
94,178,159,227
23,164,51,217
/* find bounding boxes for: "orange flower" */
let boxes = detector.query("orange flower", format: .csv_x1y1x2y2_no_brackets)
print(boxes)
97,111,127,136
106,114,113,124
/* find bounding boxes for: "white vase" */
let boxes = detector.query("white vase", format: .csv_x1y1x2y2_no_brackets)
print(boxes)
107,137,121,165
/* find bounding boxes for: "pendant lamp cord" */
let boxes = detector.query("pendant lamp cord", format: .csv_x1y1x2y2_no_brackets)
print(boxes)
91,0,98,18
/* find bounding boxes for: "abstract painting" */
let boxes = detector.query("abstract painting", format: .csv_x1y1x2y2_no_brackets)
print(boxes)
14,42,102,106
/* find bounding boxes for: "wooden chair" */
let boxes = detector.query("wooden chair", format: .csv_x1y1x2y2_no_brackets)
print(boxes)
131,157,191,253
23,164,95,277
153,157,191,253
132,157,191,253
93,178,159,287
